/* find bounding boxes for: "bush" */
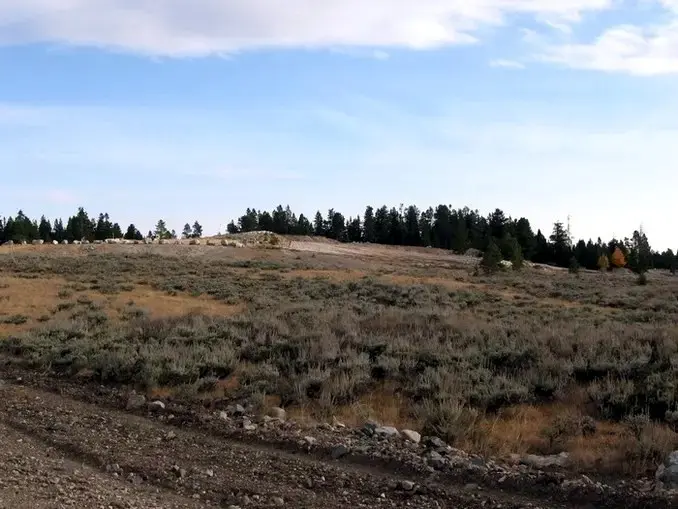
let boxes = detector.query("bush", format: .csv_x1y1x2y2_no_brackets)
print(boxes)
481,240,502,274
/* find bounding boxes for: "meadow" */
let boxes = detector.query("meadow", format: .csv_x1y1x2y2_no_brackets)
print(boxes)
1,239,677,477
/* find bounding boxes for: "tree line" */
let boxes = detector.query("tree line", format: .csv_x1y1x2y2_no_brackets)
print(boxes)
1,204,675,274
0,208,203,244
225,204,675,274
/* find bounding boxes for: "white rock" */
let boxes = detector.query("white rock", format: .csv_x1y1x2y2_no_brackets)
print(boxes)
401,429,421,444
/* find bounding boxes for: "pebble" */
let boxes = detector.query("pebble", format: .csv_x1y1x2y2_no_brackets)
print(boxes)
331,445,349,459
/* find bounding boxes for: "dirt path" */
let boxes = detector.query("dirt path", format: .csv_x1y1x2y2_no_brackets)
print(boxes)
0,380,574,509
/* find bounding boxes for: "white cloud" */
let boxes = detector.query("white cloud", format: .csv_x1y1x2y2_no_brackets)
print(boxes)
0,0,613,56
489,58,526,68
540,21,678,75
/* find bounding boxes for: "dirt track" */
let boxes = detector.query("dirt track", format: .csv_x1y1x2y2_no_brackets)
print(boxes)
0,378,578,509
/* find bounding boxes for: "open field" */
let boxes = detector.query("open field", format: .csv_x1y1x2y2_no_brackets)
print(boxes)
1,237,678,490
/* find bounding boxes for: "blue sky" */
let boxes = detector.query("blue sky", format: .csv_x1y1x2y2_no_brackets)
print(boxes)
1,1,678,248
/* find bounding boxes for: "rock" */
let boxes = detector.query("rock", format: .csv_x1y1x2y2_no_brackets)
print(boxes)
303,436,317,447
332,417,346,428
401,430,421,444
361,420,380,436
126,393,146,411
218,411,230,421
148,400,165,412
242,419,257,431
230,404,246,416
331,445,349,459
427,451,447,470
267,407,286,420
400,480,415,491
521,452,570,469
424,436,447,449
272,496,285,506
171,465,186,478
374,426,400,438
164,431,176,441
657,451,678,489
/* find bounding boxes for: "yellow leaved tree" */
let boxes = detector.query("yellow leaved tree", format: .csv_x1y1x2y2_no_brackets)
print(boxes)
610,247,626,268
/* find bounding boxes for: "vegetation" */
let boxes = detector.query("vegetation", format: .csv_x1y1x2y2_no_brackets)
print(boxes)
1,245,678,476
2,205,676,273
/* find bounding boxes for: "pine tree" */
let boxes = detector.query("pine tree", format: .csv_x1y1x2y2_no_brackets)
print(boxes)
124,224,141,240
481,239,502,273
627,227,651,275
38,215,52,242
363,206,375,243
182,223,192,239
508,236,524,270
53,219,65,242
404,205,421,246
226,221,239,234
313,211,325,236
192,221,203,238
154,219,169,240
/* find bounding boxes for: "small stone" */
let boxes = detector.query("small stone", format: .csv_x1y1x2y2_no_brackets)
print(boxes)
171,465,186,478
205,469,214,477
272,496,284,506
164,431,176,441
219,411,230,421
148,400,166,412
332,417,346,428
303,436,317,447
401,430,421,444
331,444,349,459
232,404,246,416
126,393,146,411
400,480,415,491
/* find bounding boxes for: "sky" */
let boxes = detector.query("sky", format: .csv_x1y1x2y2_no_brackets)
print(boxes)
1,1,678,248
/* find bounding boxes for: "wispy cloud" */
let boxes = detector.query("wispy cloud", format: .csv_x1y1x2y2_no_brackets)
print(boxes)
0,0,614,56
489,59,525,69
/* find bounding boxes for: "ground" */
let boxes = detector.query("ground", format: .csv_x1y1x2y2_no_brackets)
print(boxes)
1,236,677,507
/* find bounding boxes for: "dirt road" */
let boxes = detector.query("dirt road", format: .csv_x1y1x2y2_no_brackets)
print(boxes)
0,379,577,509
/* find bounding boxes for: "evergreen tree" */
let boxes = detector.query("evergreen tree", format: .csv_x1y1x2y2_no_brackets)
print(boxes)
238,208,259,232
374,206,390,244
404,205,421,246
533,229,551,264
488,208,508,240
432,205,451,249
192,221,203,238
514,218,536,260
296,214,312,235
313,211,325,236
38,215,52,242
387,207,404,245
124,224,142,240
550,221,571,267
226,221,239,234
363,206,376,243
347,216,362,243
53,219,65,242
508,236,524,270
154,219,169,240
628,227,652,275
327,211,346,241
419,208,433,247
112,223,123,238
182,223,192,238
258,211,274,231
481,239,502,273
0,217,5,243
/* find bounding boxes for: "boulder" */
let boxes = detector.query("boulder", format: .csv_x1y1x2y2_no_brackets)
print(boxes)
374,426,400,438
521,452,570,469
401,429,421,444
657,451,678,489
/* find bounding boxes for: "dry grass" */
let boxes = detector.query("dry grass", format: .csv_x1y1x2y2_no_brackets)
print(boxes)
1,242,678,477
